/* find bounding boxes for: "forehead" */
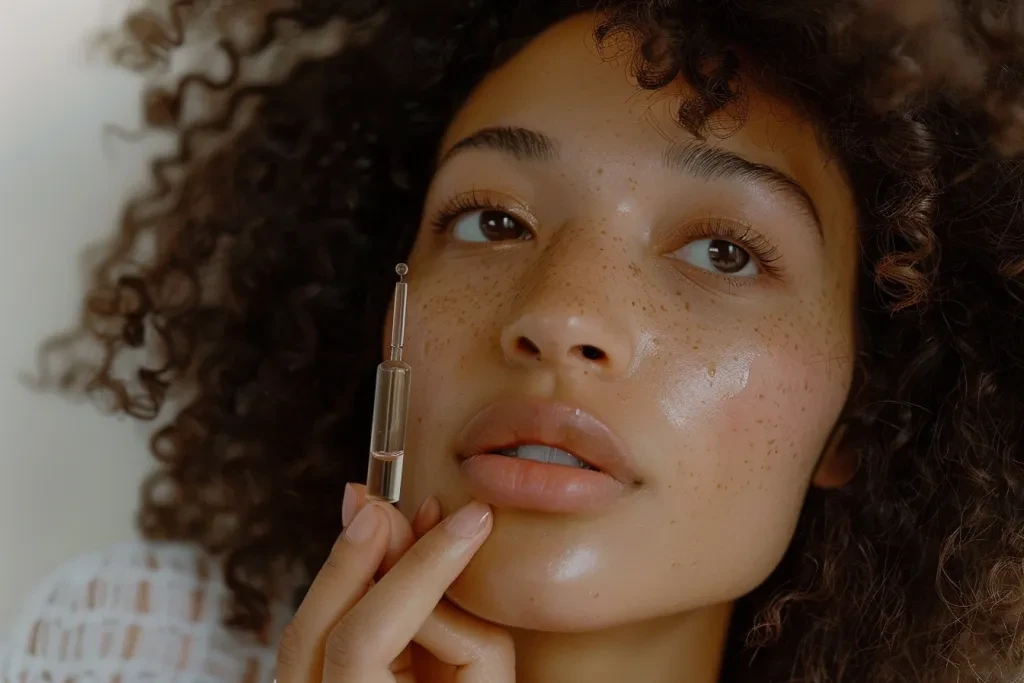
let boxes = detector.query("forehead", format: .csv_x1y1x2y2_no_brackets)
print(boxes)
440,12,856,240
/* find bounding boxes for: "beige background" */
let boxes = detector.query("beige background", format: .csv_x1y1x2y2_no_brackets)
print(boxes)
0,0,155,632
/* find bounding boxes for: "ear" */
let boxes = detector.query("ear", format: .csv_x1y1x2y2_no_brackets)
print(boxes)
812,422,859,489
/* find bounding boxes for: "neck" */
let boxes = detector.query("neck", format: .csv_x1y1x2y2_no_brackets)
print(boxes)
509,602,733,683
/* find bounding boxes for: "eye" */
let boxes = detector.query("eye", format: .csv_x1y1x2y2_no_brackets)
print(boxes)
451,210,532,243
672,238,758,278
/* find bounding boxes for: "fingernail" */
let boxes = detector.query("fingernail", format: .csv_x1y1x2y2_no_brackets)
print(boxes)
443,501,491,539
342,483,358,527
413,496,440,525
345,504,381,543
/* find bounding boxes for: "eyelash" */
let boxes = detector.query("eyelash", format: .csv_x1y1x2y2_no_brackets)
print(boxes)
430,194,783,280
681,217,784,280
430,190,526,234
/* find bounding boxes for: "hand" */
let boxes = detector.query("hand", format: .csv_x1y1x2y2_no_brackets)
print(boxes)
274,483,515,682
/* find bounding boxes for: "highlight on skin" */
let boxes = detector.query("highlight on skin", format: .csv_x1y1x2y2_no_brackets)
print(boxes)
38,1,1024,681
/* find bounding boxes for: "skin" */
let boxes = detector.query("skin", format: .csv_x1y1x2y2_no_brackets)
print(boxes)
403,9,857,632
278,11,861,683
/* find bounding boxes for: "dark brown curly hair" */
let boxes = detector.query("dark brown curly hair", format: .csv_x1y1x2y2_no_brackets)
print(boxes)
38,0,1024,680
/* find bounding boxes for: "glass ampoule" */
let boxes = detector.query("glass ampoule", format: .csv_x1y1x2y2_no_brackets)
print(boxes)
365,263,412,503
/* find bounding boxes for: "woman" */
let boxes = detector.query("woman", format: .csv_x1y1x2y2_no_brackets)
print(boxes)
4,0,1024,681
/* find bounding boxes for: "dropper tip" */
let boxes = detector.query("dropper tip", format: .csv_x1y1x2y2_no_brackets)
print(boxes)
395,263,409,280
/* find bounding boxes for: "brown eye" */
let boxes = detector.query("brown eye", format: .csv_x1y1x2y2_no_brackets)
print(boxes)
452,210,532,242
707,240,750,274
671,238,758,278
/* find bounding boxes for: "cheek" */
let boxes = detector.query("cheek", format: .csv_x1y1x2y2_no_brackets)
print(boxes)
401,245,517,362
650,346,834,521
701,307,853,491
401,290,480,420
695,333,851,539
401,272,492,369
716,349,846,487
394,262,514,498
649,348,849,598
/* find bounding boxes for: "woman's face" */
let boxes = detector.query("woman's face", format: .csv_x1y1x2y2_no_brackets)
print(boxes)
395,12,859,632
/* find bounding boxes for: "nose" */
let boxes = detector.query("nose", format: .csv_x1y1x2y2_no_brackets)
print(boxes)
500,307,635,378
499,220,639,378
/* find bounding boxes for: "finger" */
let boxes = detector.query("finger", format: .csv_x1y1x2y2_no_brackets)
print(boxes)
389,645,414,676
276,502,390,683
344,484,416,573
324,501,493,678
411,495,442,538
414,600,515,683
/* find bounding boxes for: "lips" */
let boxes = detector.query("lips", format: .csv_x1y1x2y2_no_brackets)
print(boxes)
457,398,640,484
453,398,641,513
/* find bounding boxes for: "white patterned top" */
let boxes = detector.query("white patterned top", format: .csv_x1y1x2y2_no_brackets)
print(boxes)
0,541,290,683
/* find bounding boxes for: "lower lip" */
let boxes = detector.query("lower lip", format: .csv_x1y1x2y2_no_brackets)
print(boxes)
459,454,625,513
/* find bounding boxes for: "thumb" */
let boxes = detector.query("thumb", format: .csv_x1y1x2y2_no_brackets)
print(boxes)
343,483,415,573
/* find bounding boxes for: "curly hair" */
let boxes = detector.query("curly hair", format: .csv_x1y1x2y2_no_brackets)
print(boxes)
38,0,1024,680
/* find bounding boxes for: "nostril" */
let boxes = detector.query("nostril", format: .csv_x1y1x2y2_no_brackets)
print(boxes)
508,334,612,367
516,336,542,357
576,344,607,363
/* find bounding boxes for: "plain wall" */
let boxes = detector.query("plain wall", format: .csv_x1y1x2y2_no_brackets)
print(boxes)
0,0,155,631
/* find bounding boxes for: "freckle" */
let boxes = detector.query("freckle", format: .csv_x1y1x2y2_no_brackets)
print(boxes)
671,561,679,568
597,167,604,175
593,592,600,598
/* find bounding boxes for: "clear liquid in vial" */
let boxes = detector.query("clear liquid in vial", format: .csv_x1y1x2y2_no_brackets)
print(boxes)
366,358,410,502
366,449,404,503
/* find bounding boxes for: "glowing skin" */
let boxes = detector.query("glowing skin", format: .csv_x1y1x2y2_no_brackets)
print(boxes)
389,12,859,682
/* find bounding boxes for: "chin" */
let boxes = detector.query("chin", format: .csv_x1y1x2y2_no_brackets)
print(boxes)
434,508,614,631
444,561,623,632
441,531,663,633
439,511,787,634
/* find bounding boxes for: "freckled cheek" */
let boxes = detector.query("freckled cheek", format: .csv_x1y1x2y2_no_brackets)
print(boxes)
653,352,848,574
396,276,507,442
401,269,505,359
713,350,849,490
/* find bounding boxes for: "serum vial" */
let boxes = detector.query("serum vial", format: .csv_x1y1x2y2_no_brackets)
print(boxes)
366,264,412,503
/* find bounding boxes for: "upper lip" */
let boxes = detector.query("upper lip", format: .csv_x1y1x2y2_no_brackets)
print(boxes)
456,398,641,485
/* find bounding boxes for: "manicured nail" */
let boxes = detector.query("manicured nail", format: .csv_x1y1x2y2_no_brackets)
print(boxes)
345,504,381,543
342,483,358,527
443,501,492,539
413,496,441,527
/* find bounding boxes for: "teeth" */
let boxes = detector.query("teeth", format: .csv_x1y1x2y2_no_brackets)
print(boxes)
498,445,596,470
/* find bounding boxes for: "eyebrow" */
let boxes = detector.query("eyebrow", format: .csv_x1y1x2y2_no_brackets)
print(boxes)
439,126,560,166
439,126,823,239
663,142,823,239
